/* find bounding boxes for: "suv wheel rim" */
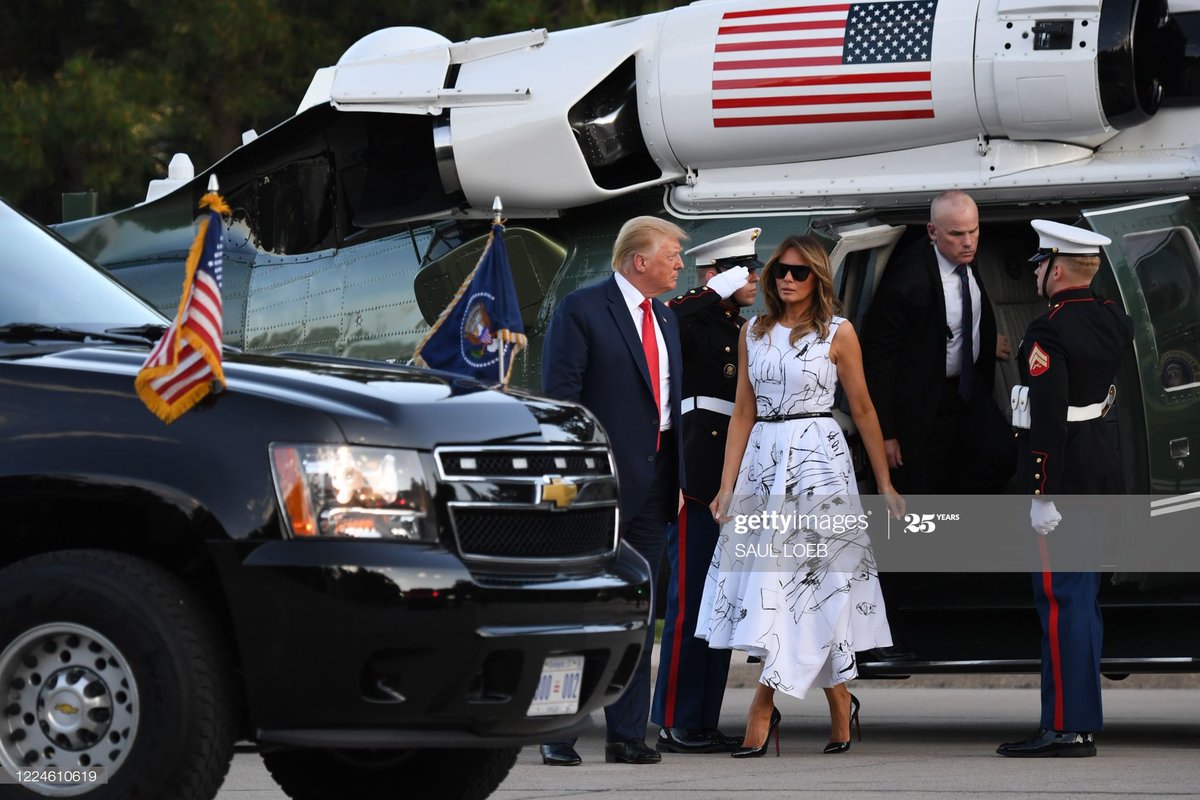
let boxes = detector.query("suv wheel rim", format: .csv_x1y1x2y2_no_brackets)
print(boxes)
0,623,139,796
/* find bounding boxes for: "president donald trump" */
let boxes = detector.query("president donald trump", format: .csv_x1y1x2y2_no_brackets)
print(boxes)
539,216,688,766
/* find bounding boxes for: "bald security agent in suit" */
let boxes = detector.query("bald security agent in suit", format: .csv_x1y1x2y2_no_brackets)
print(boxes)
539,216,688,766
997,220,1133,759
860,190,1015,662
862,189,1015,495
653,228,761,755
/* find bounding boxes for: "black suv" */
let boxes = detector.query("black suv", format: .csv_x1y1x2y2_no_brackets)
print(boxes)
0,198,652,800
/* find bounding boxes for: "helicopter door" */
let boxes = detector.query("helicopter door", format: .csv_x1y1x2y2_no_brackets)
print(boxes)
818,221,906,328
809,220,906,484
1082,196,1200,495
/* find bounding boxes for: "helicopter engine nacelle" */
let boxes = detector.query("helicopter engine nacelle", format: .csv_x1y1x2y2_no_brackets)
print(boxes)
313,0,1174,213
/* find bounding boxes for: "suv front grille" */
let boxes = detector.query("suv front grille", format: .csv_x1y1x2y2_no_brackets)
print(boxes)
449,507,616,559
435,445,618,566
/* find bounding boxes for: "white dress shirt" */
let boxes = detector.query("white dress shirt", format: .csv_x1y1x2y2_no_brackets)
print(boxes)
934,245,982,377
613,271,672,431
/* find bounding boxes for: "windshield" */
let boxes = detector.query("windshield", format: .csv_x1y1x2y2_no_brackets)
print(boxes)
0,201,165,328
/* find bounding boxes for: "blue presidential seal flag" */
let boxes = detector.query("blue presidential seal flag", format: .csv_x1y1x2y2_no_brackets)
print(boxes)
411,219,527,384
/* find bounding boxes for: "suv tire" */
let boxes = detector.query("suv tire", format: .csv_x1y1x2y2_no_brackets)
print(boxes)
0,550,235,800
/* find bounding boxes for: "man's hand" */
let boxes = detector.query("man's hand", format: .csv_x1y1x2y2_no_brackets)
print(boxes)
884,439,903,470
882,487,906,520
1030,498,1061,536
996,334,1012,361
706,266,750,299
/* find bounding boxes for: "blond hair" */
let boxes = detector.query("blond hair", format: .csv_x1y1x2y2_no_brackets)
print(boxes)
751,235,840,347
1057,254,1101,281
612,216,687,272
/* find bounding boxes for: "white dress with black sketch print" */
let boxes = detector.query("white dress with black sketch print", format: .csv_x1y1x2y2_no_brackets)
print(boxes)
695,316,892,699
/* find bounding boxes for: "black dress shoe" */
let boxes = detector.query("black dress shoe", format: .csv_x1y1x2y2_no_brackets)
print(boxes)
823,693,861,754
996,728,1096,758
702,728,745,751
540,743,582,766
605,739,662,764
731,707,781,758
657,727,740,753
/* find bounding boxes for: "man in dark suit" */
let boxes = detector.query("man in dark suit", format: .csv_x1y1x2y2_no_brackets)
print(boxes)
652,228,760,754
539,216,688,766
997,220,1132,758
862,190,1015,495
860,190,1016,662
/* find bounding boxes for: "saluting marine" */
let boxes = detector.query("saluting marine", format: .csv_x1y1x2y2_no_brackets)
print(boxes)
652,228,760,754
997,219,1134,759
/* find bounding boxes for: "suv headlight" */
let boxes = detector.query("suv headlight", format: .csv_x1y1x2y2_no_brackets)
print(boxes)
269,444,436,541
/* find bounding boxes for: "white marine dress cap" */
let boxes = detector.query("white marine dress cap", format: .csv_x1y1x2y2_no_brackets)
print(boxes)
685,227,762,266
1029,219,1112,262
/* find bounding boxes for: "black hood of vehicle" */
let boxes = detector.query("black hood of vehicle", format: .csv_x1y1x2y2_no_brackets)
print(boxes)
12,344,603,450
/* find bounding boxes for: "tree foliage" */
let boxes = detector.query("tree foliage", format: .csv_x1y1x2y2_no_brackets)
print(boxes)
0,0,676,223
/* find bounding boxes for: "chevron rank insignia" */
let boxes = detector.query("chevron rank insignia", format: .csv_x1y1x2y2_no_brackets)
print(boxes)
1029,342,1050,377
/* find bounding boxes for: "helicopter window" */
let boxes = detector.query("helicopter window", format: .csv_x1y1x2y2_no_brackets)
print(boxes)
413,226,566,331
225,156,335,255
421,220,472,265
1122,226,1200,391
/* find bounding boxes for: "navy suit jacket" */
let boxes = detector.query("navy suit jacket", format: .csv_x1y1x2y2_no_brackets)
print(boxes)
542,276,686,526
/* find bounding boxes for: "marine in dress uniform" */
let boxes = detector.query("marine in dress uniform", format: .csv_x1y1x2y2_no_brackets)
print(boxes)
997,220,1133,758
652,228,761,754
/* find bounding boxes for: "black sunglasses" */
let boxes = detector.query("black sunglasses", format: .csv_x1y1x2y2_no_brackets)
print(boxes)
772,261,812,282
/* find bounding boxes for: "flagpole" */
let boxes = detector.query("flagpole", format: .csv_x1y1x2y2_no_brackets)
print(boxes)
493,195,506,387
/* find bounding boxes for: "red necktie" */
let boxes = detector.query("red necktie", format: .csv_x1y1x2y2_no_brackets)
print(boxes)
640,299,662,449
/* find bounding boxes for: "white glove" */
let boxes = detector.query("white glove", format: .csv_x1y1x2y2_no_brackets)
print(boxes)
1030,498,1061,536
705,266,750,299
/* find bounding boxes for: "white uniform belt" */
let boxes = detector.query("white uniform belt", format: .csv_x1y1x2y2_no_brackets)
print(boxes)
1013,384,1115,428
681,396,735,416
1067,401,1107,421
1068,385,1117,422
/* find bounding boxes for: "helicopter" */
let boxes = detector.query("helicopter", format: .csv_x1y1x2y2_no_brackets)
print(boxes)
54,0,1200,674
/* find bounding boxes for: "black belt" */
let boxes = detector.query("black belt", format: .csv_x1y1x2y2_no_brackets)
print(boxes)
755,412,833,422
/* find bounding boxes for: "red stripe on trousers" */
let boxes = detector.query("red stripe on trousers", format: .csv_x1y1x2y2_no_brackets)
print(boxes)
1039,536,1065,730
663,501,689,726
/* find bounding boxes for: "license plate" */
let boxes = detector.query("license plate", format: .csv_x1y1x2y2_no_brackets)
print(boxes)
526,655,584,717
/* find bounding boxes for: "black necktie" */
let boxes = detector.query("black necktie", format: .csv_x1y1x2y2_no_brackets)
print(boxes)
955,263,974,402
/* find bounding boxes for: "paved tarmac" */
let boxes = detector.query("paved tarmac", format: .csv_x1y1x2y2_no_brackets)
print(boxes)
216,682,1199,799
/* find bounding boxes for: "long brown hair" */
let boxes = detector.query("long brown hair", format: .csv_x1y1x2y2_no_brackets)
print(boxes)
751,234,840,347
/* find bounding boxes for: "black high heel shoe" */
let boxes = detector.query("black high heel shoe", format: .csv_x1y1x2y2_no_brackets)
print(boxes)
732,706,781,758
823,693,861,754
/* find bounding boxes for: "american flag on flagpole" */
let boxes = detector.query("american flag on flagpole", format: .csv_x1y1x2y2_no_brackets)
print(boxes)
134,187,229,423
711,0,937,128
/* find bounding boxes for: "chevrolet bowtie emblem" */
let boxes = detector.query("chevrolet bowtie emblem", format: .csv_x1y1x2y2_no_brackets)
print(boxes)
55,703,80,715
541,476,578,509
